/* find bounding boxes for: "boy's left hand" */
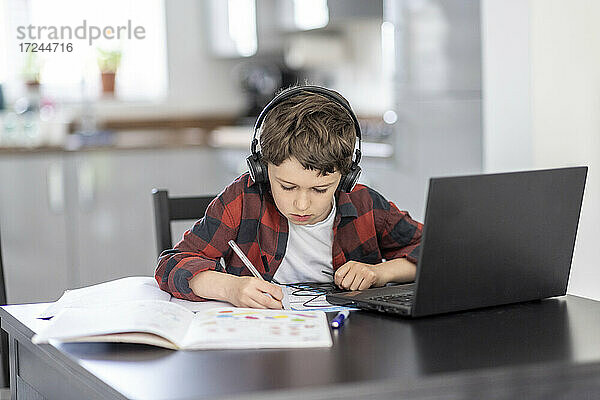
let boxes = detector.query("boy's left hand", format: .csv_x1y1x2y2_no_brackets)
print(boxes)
334,261,384,291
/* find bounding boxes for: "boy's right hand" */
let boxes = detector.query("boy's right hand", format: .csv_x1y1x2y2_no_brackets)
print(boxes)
227,277,283,309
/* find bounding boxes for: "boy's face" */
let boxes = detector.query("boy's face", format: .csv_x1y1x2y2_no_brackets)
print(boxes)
268,158,341,225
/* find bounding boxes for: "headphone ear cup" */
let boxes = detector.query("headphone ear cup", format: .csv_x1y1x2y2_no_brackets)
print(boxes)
246,153,269,185
257,160,269,185
338,165,361,193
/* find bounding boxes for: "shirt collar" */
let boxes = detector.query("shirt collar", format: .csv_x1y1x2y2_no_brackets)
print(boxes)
247,174,256,188
335,190,358,219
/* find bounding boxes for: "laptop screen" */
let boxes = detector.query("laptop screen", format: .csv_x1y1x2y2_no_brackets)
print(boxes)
411,167,587,317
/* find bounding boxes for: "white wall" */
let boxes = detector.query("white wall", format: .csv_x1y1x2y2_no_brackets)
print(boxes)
164,0,245,115
531,0,600,301
332,20,394,115
482,0,600,300
481,0,532,172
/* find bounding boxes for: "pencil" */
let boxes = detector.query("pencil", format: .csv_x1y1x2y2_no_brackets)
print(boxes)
228,240,281,305
228,240,264,280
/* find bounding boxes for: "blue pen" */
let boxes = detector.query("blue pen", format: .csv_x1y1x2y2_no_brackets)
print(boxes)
331,310,350,328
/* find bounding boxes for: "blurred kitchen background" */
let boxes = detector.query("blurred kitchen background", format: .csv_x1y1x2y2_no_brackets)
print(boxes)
0,0,598,303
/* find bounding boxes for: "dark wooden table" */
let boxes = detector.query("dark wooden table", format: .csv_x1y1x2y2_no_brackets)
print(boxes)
2,295,600,399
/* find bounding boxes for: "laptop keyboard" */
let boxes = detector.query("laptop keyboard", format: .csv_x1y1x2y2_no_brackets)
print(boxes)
368,292,414,306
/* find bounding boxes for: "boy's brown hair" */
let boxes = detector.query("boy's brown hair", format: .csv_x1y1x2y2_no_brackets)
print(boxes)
259,90,357,176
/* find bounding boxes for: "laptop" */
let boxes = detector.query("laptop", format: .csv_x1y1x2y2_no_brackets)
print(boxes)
327,166,588,317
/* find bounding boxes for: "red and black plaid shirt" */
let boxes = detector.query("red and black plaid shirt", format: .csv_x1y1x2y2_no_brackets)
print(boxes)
155,173,423,301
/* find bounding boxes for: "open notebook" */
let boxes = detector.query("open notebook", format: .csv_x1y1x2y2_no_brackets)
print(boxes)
33,300,332,350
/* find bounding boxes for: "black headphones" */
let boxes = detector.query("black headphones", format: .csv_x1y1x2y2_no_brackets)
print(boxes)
246,85,362,193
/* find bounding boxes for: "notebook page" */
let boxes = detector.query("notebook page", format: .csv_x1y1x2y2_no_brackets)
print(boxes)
33,300,194,347
40,276,171,318
181,308,332,349
170,297,234,312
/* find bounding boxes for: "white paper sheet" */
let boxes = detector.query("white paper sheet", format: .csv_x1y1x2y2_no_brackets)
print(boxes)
280,284,357,312
39,276,232,318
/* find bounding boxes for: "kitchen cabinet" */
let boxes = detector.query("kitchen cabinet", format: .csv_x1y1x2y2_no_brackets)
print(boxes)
70,147,239,287
0,147,241,303
0,153,71,303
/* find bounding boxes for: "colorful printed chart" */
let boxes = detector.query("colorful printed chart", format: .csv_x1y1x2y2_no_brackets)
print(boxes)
184,308,333,349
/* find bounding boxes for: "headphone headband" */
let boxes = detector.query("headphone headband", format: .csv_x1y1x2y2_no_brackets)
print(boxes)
248,85,362,192
254,85,362,143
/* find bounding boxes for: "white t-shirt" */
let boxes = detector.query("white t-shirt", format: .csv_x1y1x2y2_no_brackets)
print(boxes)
273,200,336,284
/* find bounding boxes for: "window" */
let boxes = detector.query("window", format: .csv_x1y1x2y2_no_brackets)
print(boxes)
3,0,168,102
207,0,257,58
0,0,16,87
293,0,328,30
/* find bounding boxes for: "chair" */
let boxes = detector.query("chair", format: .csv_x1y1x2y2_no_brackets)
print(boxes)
152,189,214,256
0,225,9,388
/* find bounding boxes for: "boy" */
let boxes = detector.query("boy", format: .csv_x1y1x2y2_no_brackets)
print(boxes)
155,86,422,309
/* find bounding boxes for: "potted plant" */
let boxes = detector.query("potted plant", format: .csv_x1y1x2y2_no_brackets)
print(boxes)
97,48,122,95
22,50,41,88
